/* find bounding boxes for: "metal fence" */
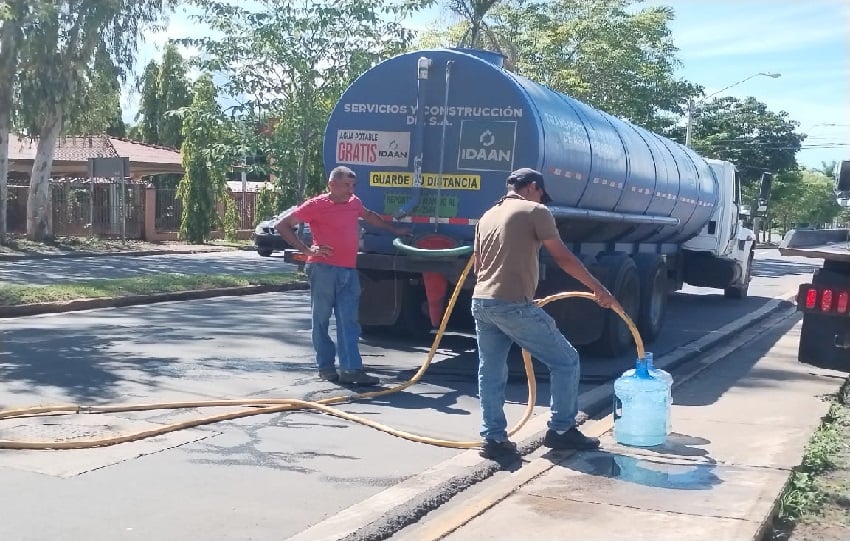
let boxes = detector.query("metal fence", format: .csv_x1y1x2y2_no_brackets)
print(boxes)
153,188,259,232
5,182,260,237
155,187,182,231
7,186,28,234
51,182,145,238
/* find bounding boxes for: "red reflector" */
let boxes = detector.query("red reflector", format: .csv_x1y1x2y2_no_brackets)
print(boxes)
805,288,818,309
838,291,849,314
821,289,834,312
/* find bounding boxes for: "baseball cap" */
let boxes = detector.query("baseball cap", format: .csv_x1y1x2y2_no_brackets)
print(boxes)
507,168,552,204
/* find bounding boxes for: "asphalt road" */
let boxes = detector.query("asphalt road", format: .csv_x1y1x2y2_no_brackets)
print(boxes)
0,250,295,284
0,249,822,541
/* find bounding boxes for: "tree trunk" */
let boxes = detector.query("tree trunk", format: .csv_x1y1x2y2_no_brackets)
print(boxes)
27,107,62,241
0,13,20,244
0,111,9,243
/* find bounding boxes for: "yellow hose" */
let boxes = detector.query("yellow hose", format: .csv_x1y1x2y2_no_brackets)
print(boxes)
0,257,643,450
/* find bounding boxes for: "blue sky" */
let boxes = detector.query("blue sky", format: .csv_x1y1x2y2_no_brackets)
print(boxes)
129,0,849,169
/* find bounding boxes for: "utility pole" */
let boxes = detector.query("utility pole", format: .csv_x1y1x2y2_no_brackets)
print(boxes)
684,72,780,148
685,99,694,147
241,126,247,229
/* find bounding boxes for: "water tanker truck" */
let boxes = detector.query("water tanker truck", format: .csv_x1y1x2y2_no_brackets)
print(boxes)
779,160,850,369
287,48,757,356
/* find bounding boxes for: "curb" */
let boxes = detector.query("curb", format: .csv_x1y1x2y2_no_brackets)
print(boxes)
0,281,309,318
291,292,801,541
576,293,797,421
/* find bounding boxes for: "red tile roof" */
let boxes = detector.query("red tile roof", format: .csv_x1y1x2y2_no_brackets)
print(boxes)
7,134,184,177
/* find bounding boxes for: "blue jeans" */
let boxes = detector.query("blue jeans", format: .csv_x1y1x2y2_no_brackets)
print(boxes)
472,298,581,441
305,263,363,372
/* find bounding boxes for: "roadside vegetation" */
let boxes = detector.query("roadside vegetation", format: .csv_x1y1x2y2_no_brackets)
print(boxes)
0,272,301,306
768,380,850,541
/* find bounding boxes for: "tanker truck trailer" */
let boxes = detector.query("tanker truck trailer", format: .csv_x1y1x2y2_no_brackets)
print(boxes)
290,48,756,357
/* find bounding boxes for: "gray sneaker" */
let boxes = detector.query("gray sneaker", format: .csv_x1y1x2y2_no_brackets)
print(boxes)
338,370,380,386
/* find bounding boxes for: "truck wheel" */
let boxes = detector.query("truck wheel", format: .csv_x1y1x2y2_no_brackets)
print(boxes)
634,254,667,343
798,313,850,371
390,281,432,338
724,253,753,299
257,248,273,257
589,255,641,357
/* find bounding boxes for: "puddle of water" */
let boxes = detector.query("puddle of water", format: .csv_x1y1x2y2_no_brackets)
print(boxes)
579,452,721,490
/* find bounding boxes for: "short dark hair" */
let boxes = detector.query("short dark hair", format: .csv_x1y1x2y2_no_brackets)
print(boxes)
507,168,552,204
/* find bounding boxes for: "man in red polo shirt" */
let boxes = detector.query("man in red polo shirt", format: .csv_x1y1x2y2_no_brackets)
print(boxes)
276,166,409,385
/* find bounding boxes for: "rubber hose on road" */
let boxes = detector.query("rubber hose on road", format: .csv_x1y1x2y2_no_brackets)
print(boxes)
0,256,644,450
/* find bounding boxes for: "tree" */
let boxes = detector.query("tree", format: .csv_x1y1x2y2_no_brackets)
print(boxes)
136,61,161,143
0,0,29,243
797,170,842,227
183,0,419,204
767,169,841,235
420,0,699,133
818,160,837,181
61,47,126,136
14,1,171,241
177,75,230,243
157,44,191,149
684,96,806,186
446,0,501,48
134,43,191,148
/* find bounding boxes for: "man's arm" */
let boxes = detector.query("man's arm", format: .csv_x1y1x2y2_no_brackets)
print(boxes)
274,212,332,257
361,208,410,236
541,237,618,309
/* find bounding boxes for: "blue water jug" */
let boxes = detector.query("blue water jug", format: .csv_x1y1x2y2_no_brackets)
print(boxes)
622,352,673,434
614,357,669,447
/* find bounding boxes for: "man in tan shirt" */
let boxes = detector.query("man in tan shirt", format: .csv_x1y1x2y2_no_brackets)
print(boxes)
473,168,618,459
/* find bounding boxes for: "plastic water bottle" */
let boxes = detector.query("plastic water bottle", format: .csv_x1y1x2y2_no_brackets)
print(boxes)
622,352,673,434
613,357,669,447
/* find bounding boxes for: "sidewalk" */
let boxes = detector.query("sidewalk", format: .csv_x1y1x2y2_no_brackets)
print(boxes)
402,321,846,541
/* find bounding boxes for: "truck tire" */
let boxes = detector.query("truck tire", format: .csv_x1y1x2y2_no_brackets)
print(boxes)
362,279,431,339
589,255,641,357
724,252,753,299
798,313,850,371
633,254,667,343
257,248,273,257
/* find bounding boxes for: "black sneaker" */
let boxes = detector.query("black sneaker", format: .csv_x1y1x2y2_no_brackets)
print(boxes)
338,370,380,386
318,369,339,382
479,439,518,459
543,428,600,450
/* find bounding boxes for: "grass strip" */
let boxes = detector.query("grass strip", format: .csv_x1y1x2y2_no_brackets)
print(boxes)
0,272,303,306
770,379,849,538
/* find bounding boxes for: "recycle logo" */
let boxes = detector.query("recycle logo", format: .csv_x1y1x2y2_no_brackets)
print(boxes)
479,130,495,147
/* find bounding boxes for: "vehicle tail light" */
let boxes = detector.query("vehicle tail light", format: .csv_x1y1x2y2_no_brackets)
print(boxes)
804,288,817,309
837,291,849,314
821,289,834,312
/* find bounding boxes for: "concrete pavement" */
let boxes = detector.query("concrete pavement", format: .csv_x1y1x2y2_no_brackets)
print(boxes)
389,319,847,541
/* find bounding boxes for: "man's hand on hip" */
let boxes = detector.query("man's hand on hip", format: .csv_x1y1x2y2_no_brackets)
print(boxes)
307,244,334,257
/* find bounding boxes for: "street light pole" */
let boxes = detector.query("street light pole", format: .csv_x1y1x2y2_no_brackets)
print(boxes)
685,72,781,148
